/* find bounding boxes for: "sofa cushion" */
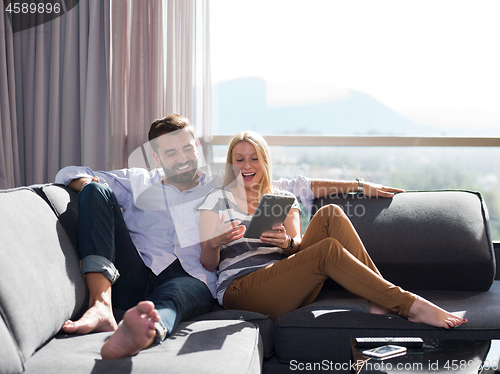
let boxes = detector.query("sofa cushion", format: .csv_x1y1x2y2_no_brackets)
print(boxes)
0,308,23,374
0,187,87,365
311,190,495,291
23,320,263,374
273,282,500,364
31,183,80,249
191,309,275,358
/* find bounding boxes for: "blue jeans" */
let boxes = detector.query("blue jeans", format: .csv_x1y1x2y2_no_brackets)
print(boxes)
76,182,213,339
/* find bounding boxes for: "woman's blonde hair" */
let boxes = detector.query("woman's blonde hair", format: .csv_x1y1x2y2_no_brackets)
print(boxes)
224,131,274,201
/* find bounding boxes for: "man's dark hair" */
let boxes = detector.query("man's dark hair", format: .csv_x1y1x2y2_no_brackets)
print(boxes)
148,114,195,152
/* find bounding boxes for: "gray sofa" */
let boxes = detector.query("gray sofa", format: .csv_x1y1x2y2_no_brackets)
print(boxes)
1,184,499,373
267,189,500,373
0,184,262,374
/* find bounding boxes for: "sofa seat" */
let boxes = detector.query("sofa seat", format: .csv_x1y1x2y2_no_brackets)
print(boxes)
273,284,500,364
3,183,499,374
22,319,262,374
267,189,499,370
192,308,276,359
0,185,263,374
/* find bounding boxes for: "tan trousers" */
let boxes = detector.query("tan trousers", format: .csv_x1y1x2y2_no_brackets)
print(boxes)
223,204,417,322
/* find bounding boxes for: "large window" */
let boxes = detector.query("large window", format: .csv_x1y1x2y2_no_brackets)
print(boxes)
209,0,500,238
211,0,500,136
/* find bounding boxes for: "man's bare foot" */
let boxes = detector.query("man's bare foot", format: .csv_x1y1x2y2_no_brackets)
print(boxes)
62,300,118,334
101,301,160,360
407,298,467,329
62,272,117,334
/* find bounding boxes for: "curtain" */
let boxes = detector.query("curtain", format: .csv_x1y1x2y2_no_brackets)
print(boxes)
0,7,19,188
165,0,212,165
0,0,211,189
111,0,212,170
109,0,165,169
0,0,111,189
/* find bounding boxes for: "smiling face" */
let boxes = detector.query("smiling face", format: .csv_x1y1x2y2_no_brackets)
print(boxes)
152,128,199,190
231,141,264,190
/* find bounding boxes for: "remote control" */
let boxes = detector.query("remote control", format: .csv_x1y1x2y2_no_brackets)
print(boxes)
355,337,423,348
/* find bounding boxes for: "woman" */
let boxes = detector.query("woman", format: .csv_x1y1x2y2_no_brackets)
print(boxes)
197,131,466,329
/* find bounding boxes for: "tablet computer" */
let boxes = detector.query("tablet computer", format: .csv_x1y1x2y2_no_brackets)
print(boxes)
243,194,296,239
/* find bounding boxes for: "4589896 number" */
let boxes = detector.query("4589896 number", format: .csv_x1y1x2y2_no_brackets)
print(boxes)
5,2,61,14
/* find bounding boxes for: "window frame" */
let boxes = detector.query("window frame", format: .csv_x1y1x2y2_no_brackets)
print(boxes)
213,134,500,243
213,135,500,147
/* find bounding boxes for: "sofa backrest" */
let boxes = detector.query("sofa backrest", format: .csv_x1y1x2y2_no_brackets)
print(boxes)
311,190,495,291
32,183,80,249
0,313,23,374
0,187,87,369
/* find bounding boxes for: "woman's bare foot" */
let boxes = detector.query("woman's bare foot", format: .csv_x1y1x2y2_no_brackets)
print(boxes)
101,301,160,360
62,300,118,334
407,298,467,329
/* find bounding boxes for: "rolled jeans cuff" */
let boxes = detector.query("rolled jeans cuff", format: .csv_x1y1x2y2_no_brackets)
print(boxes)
154,320,168,345
81,255,120,284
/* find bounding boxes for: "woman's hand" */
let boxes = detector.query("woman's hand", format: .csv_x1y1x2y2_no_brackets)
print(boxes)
260,224,289,249
200,212,245,272
208,213,246,248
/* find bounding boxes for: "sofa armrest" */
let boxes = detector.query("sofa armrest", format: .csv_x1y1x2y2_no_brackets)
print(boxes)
311,190,495,291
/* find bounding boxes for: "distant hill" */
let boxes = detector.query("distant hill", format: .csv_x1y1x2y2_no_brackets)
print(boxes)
212,77,476,136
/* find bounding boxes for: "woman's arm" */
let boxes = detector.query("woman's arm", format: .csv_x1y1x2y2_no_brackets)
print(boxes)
199,210,245,271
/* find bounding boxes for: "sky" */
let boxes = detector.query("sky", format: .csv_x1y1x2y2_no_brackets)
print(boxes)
210,0,500,130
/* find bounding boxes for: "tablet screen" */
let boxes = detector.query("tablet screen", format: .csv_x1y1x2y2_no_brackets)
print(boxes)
243,194,296,239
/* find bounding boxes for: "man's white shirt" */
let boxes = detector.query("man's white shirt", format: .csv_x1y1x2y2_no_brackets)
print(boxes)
56,166,313,297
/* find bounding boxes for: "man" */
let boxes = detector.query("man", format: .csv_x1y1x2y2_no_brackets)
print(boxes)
56,114,403,359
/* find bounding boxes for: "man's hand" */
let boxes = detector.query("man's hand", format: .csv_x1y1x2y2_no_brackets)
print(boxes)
310,179,405,199
362,182,405,198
